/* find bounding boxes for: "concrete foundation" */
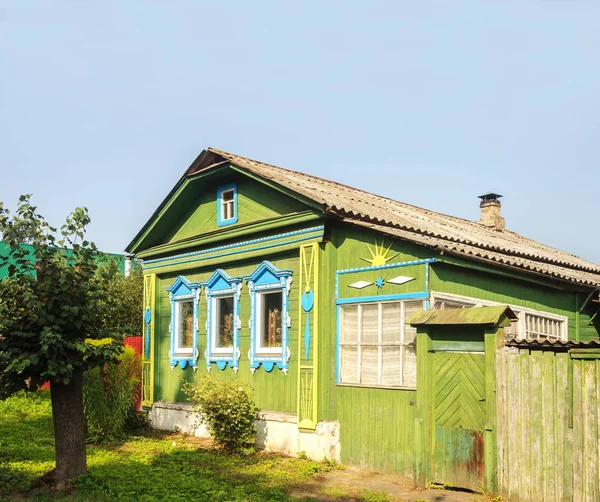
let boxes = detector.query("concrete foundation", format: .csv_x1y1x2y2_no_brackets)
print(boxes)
149,401,341,462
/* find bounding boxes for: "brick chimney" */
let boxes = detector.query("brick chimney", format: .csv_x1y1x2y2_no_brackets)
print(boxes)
478,193,505,231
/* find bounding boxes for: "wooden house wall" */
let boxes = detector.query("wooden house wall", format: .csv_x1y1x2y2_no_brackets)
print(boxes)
430,263,599,342
322,225,433,475
169,174,308,243
321,223,598,477
152,251,300,414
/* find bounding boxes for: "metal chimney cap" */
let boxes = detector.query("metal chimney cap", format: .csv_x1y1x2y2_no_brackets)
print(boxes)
478,193,503,202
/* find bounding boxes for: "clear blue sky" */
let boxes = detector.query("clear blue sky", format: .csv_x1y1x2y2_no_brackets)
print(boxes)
2,1,599,263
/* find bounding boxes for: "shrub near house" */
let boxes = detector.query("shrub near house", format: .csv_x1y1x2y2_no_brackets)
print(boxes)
128,148,600,500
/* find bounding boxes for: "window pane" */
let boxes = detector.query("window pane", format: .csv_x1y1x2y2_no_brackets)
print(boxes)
261,291,282,348
221,190,235,220
381,346,401,387
402,345,417,388
340,346,358,384
360,346,379,385
216,296,234,349
178,301,194,349
361,304,379,344
382,303,401,344
403,301,423,345
340,305,359,344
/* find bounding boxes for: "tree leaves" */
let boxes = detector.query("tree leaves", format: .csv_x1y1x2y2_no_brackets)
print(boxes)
0,195,124,398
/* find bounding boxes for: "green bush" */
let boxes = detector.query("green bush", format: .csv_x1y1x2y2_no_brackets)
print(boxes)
83,346,141,442
183,377,259,452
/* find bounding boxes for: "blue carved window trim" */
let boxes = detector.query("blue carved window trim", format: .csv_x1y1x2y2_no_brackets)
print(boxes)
245,261,292,374
216,183,238,227
202,269,242,372
167,276,201,369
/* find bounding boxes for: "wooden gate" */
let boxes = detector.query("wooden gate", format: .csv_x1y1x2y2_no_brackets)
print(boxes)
432,351,486,491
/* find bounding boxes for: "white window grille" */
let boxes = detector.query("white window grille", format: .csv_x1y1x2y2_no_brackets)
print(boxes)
431,292,567,342
339,300,424,389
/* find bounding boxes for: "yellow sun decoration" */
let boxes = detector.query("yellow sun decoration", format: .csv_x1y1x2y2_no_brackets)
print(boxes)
361,240,400,266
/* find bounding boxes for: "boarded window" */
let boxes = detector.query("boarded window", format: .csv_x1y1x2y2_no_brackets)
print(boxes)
339,300,424,389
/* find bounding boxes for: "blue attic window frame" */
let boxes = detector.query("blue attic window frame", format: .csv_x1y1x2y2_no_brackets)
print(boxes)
217,183,238,227
245,261,293,374
202,269,242,372
166,276,201,369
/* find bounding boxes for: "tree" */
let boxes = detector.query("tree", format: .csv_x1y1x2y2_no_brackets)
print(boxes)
0,195,122,490
95,257,143,341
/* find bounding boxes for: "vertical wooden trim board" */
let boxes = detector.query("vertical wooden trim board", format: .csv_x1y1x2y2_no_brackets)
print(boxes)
141,273,156,408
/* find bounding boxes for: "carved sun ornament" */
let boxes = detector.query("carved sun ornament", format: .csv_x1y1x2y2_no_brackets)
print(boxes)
361,239,400,267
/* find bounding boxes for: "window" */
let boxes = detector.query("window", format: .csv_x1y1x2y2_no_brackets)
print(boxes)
246,261,293,374
431,292,567,341
167,276,201,369
213,296,234,351
175,300,194,353
203,269,242,372
217,184,238,226
339,300,424,389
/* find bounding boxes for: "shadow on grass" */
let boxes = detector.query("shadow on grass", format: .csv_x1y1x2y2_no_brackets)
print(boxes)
5,444,339,501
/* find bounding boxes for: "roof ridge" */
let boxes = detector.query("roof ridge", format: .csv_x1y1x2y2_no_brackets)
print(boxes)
204,147,600,277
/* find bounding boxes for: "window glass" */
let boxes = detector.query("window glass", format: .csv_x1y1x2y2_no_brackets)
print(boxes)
338,300,425,389
260,291,283,349
221,189,235,220
432,292,566,341
215,296,234,349
178,300,194,350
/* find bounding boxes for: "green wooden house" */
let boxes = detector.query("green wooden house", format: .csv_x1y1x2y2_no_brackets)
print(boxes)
127,148,600,498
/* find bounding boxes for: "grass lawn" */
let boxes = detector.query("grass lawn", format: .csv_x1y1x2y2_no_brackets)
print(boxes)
0,391,395,502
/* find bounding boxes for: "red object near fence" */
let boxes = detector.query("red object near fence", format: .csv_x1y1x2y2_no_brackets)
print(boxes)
124,336,143,410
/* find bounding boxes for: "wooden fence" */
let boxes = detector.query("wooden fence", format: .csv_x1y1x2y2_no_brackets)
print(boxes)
496,346,600,501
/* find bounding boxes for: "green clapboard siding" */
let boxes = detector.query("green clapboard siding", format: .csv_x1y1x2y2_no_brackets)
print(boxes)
430,262,585,340
336,386,417,475
153,252,300,413
168,174,309,244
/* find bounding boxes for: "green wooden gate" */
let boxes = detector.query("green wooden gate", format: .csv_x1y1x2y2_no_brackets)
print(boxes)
432,351,486,491
411,306,516,492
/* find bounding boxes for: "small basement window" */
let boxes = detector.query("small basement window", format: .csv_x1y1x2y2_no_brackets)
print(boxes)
217,184,238,226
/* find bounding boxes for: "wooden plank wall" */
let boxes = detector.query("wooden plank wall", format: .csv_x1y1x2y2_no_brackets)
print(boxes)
496,347,600,501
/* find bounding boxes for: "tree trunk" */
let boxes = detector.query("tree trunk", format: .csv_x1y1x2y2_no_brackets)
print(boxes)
50,371,87,490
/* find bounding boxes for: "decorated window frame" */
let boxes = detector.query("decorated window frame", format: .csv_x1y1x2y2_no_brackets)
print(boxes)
245,261,293,374
167,276,201,369
217,183,238,227
202,269,242,372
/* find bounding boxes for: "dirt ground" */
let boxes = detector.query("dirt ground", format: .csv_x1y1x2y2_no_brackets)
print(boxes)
290,465,485,502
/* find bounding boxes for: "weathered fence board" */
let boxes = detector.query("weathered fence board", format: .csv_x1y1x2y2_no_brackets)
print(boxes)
497,348,600,501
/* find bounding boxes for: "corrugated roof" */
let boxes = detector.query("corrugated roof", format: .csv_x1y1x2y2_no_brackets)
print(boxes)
505,338,600,349
184,148,600,288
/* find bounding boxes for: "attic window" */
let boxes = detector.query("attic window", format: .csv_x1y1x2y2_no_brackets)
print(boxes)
217,184,238,227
